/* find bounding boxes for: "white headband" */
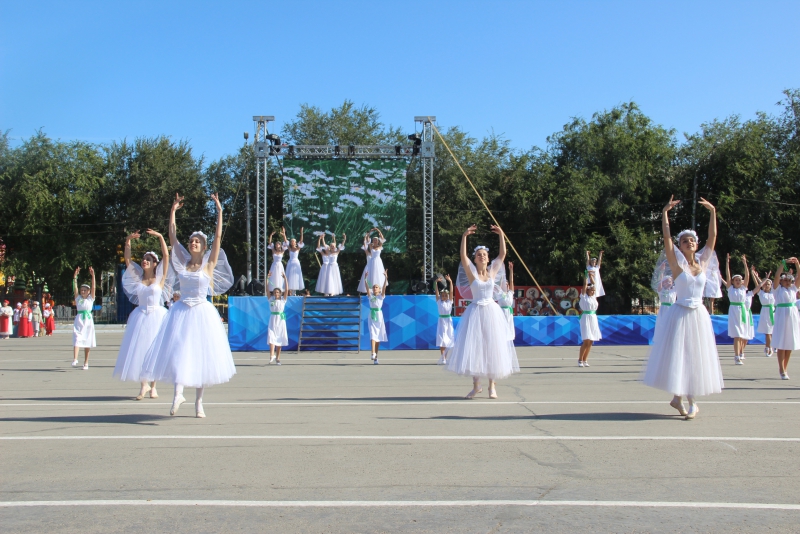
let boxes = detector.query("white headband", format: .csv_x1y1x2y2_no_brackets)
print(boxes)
80,284,90,289
189,231,208,247
143,251,159,263
732,274,743,280
781,273,795,281
676,229,699,242
473,245,489,256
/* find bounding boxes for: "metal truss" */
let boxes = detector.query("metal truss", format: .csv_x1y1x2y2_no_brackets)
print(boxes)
416,117,436,281
253,116,273,294
274,144,416,159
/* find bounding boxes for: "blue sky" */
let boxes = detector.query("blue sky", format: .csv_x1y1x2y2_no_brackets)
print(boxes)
1,1,798,163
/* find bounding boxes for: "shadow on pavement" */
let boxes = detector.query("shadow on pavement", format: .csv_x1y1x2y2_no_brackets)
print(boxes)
0,413,168,425
388,412,677,422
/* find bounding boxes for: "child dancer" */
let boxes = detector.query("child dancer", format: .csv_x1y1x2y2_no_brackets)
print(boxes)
578,272,601,367
434,274,455,364
43,303,55,336
325,233,346,296
586,250,605,297
267,228,288,293
771,258,800,380
0,300,12,339
447,225,519,399
72,267,96,369
724,254,750,365
12,302,20,337
114,229,171,400
358,228,387,293
140,193,235,418
315,234,331,295
268,273,289,365
285,227,304,296
642,196,723,420
497,261,516,341
751,268,775,356
17,300,33,338
365,269,388,364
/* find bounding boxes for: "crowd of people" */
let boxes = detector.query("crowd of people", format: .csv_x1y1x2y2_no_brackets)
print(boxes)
0,299,56,339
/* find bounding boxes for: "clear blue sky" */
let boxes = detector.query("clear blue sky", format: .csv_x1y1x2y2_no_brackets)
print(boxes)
1,1,798,163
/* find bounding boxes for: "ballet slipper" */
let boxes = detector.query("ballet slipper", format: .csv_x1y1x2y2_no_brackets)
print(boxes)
685,404,699,420
196,403,206,418
150,387,158,399
170,394,186,416
669,398,687,416
488,386,498,399
465,386,483,399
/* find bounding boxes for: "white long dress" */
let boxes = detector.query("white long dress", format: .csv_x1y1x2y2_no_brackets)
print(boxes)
73,296,96,348
446,261,519,380
436,299,455,348
325,246,345,296
113,263,170,382
367,295,387,342
586,265,605,297
772,285,800,351
579,294,601,341
727,286,749,339
497,289,516,340
267,298,288,346
315,248,330,294
642,265,724,397
140,244,235,388
757,291,776,335
268,242,288,292
285,244,305,291
358,240,387,293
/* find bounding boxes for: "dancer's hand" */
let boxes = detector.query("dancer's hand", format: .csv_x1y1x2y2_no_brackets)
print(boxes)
490,224,503,235
699,197,716,212
463,224,477,237
74,267,81,277
727,253,730,260
508,261,514,271
211,193,222,210
445,274,452,282
145,229,162,238
126,231,141,242
790,257,800,267
88,266,95,277
172,193,184,212
663,195,680,212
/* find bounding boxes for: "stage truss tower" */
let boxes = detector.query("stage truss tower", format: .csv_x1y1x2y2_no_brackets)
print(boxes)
253,116,274,293
416,117,435,281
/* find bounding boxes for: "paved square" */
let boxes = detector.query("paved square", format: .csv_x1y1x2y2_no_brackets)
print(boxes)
1,333,799,533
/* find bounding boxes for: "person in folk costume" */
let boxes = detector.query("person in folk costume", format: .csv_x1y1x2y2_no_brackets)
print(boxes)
12,302,21,337
770,258,800,380
114,229,171,401
31,301,43,337
285,227,305,296
315,234,331,295
578,271,602,367
751,268,775,357
446,225,519,399
267,228,288,293
641,196,724,420
365,269,388,364
268,273,289,365
324,233,346,296
140,193,235,418
724,254,751,365
71,267,97,369
358,228,387,294
0,300,13,339
43,302,56,336
496,261,516,341
434,274,455,365
17,300,34,338
585,250,605,297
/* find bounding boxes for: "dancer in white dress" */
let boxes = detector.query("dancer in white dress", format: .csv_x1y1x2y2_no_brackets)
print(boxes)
315,234,331,295
71,266,96,369
267,229,288,293
365,269,388,364
268,273,289,365
642,196,723,420
140,193,235,418
496,261,516,341
586,250,605,297
285,227,304,295
434,274,455,364
358,228,387,293
325,234,346,296
751,268,775,356
771,258,800,380
724,253,751,365
578,272,601,367
446,224,519,399
113,229,171,400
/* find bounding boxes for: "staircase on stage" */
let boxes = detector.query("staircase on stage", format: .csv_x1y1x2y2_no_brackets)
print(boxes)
297,296,362,353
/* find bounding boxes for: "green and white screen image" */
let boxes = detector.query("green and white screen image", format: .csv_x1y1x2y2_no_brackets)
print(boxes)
283,159,407,253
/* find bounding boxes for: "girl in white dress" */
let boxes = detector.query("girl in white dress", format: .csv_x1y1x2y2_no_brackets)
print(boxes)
285,227,304,295
446,224,519,399
325,234,346,296
771,258,800,380
434,274,455,364
358,228,387,293
724,253,751,365
585,250,605,297
71,266,96,369
315,234,331,295
751,268,775,356
114,229,171,400
140,193,235,418
365,269,388,364
578,271,601,367
267,228,288,293
496,261,516,341
268,273,289,365
642,196,723,419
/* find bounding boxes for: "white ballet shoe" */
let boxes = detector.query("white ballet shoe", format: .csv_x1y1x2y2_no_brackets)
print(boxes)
465,386,482,399
150,388,158,399
670,398,687,416
583,361,590,367
371,353,377,361
269,355,276,364
578,361,584,367
195,403,206,418
734,356,743,365
373,358,379,365
488,386,498,399
170,394,186,416
781,373,790,380
71,360,78,367
685,404,699,420
135,384,151,401
442,358,447,364
82,364,89,370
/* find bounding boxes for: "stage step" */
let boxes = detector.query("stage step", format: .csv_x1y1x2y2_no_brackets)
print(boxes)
297,296,361,353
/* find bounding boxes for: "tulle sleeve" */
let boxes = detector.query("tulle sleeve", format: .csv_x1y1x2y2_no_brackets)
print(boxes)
651,246,682,292
379,237,386,244
268,243,275,251
122,263,144,305
283,241,289,248
202,248,234,296
155,260,174,304
489,258,507,298
338,244,345,251
298,243,304,250
456,261,477,300
697,247,722,298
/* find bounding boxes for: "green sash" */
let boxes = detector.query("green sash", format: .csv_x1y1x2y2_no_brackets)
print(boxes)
370,308,381,321
501,306,514,314
660,302,672,307
582,310,596,315
77,310,92,320
763,304,775,325
270,311,286,321
729,302,750,325
439,314,451,318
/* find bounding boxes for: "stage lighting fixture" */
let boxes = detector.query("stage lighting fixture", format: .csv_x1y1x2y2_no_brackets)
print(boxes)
244,132,249,141
395,145,401,156
287,145,295,157
335,145,341,156
266,133,280,144
408,133,421,143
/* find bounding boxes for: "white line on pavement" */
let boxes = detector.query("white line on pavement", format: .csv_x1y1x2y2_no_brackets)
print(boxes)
1,435,799,442
2,400,800,407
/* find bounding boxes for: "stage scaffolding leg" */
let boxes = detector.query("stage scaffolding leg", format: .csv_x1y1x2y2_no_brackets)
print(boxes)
417,117,436,281
253,116,274,294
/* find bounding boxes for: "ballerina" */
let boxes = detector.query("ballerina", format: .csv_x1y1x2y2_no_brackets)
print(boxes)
71,267,96,369
724,253,751,365
446,224,519,399
268,273,289,365
641,196,723,420
496,261,516,341
324,233,346,296
751,268,775,356
357,228,387,293
771,258,800,380
285,227,304,296
140,193,235,418
267,228,288,293
586,250,605,297
365,269,388,364
578,271,601,367
113,229,171,400
315,234,331,295
434,274,455,364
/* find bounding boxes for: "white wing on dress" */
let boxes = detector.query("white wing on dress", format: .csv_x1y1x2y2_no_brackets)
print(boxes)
155,260,174,304
697,247,722,298
121,263,144,305
456,258,506,300
203,248,234,295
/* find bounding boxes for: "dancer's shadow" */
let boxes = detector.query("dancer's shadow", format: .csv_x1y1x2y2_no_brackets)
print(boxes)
0,413,167,425
270,396,463,402
1,395,135,402
386,412,676,422
0,368,69,373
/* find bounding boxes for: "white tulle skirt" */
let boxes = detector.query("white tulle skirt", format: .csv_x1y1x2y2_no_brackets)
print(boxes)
113,306,167,382
285,260,304,291
268,261,285,292
140,301,236,388
580,314,601,342
315,263,330,294
445,301,518,380
436,317,455,348
773,306,800,351
641,304,723,397
358,257,387,293
757,308,774,334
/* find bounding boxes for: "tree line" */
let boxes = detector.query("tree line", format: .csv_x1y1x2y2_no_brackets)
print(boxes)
1,93,798,313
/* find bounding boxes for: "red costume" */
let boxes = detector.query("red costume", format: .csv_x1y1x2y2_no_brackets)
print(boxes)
0,300,11,338
18,301,34,338
44,304,55,335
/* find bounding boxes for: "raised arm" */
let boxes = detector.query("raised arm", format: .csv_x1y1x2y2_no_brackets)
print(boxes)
447,274,454,296
375,228,385,242
585,250,591,268
774,261,785,288
751,268,763,295
461,225,477,285
491,225,506,263
508,261,515,292
206,193,223,270
582,271,591,295
89,266,96,300
724,253,732,288
168,193,183,249
382,269,388,296
282,273,288,301
73,266,81,300
124,231,140,268
299,227,304,245
597,250,604,269
662,196,681,276
742,255,750,288
700,197,717,252
147,229,170,289
364,271,372,296
341,233,347,247
434,275,441,300
268,231,275,251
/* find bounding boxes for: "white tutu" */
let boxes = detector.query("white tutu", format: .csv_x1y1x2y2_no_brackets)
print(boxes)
114,306,167,381
73,296,96,348
436,299,455,348
367,296,387,342
587,266,605,297
326,255,344,296
358,243,387,293
285,245,304,291
757,292,775,335
772,286,800,350
727,286,749,339
268,298,288,346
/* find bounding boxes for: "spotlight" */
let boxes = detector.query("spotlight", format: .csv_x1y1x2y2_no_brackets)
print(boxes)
287,145,295,157
407,133,421,144
243,132,249,141
395,145,401,156
265,134,280,144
